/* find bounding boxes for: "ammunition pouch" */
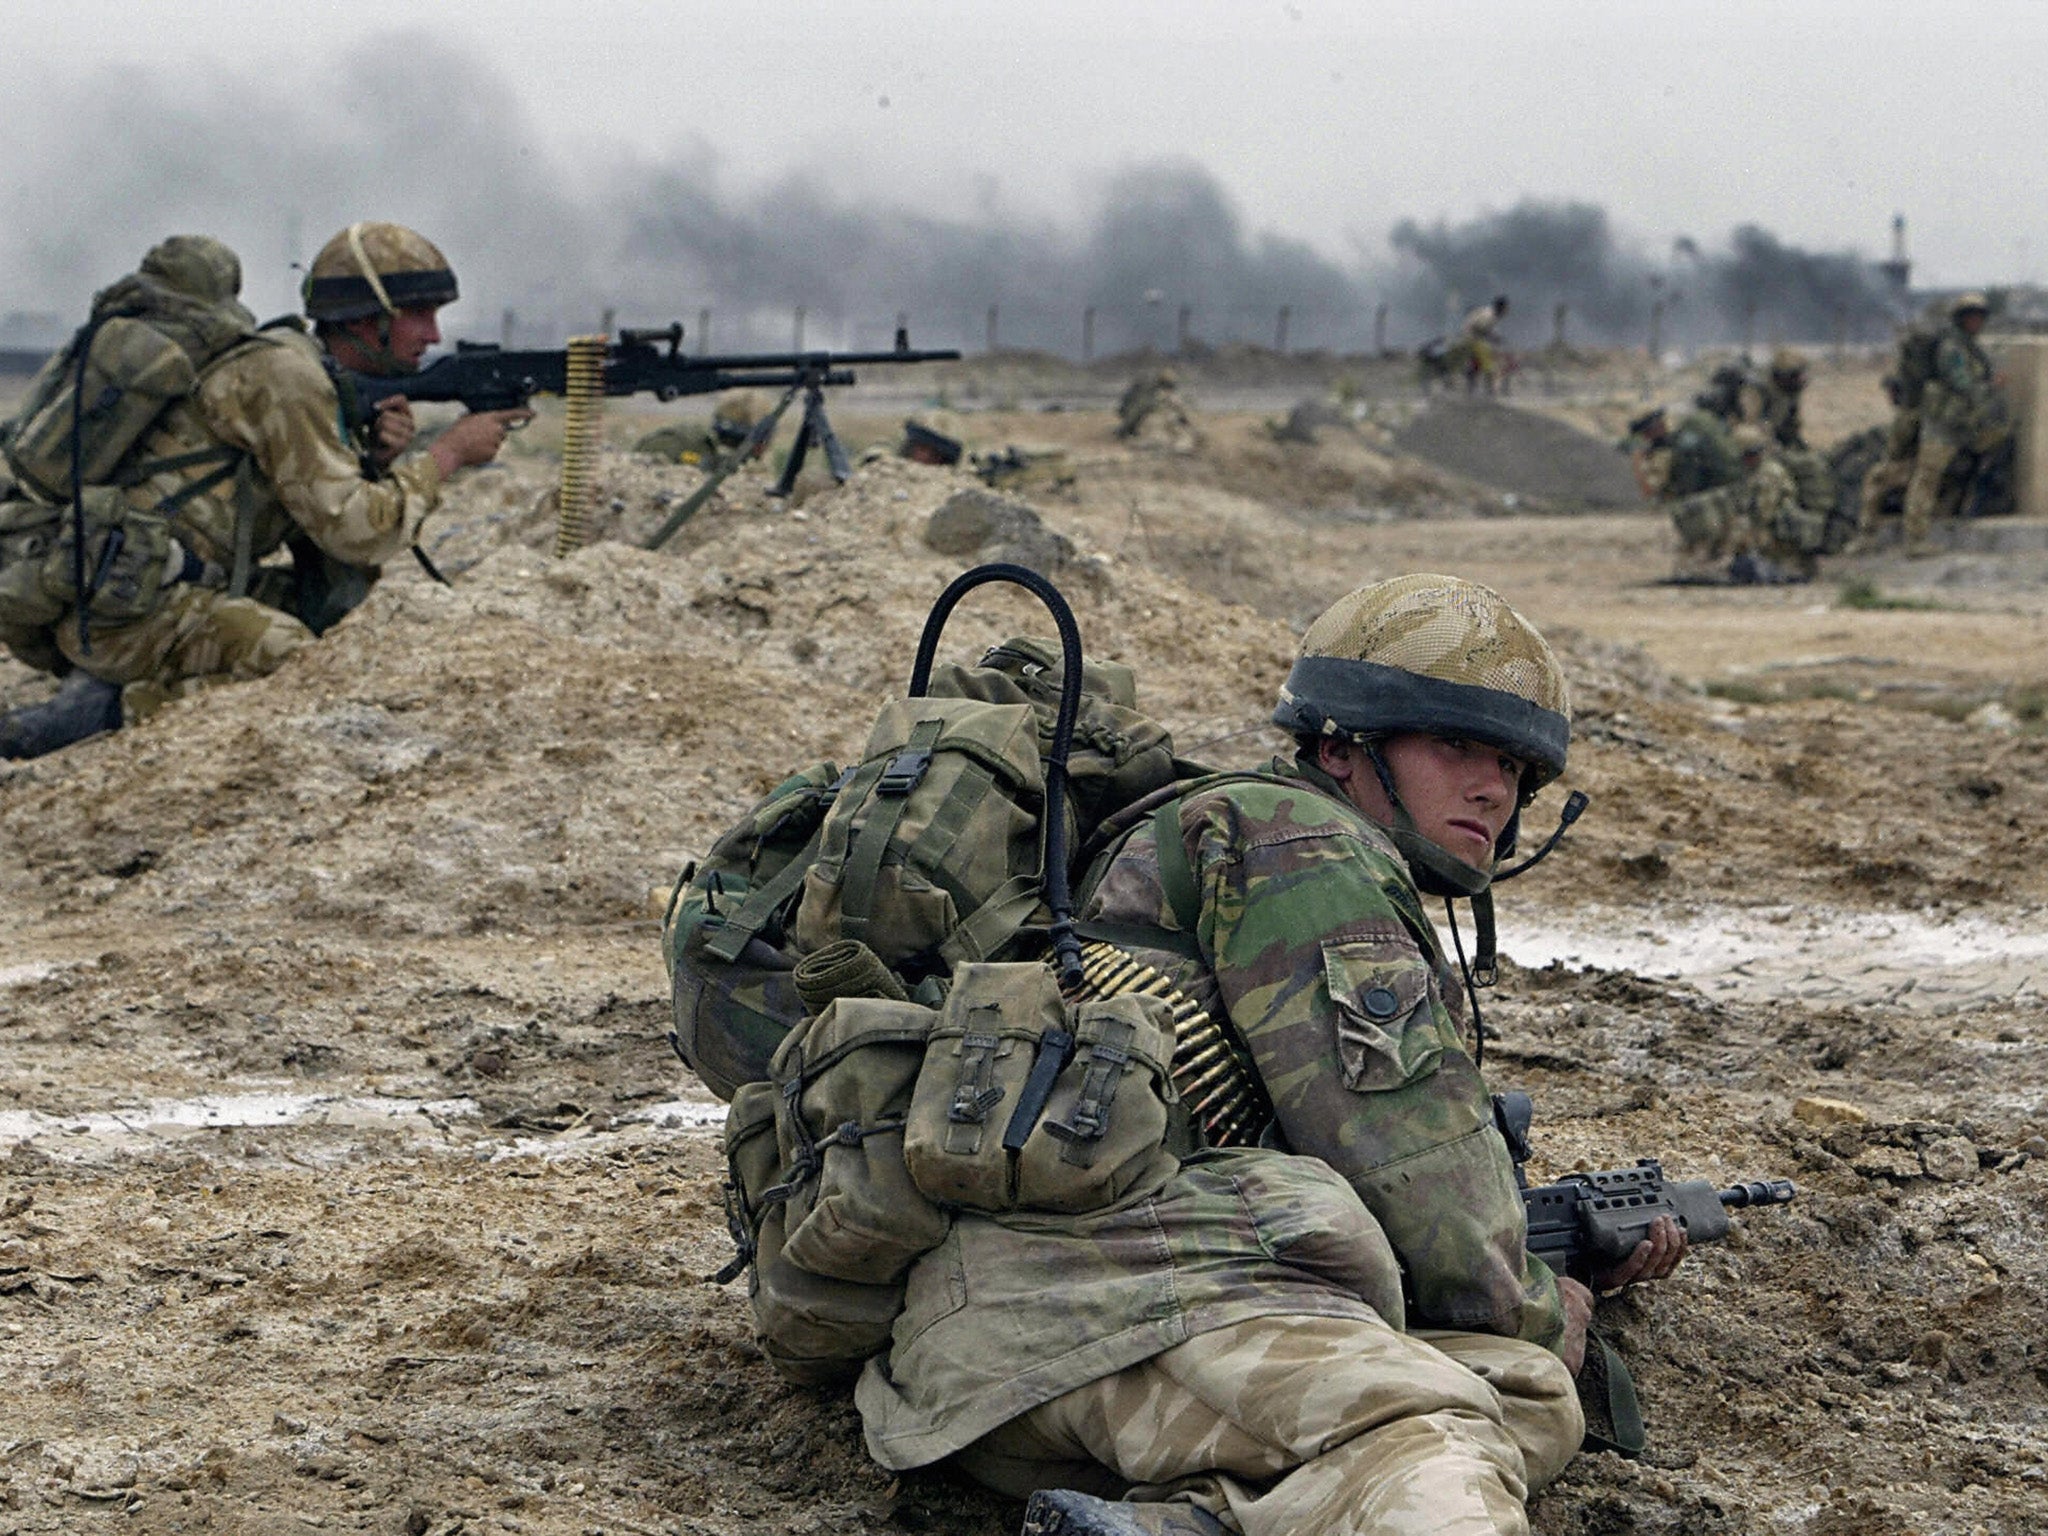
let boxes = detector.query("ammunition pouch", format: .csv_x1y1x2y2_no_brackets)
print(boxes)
38,487,183,624
902,961,1180,1215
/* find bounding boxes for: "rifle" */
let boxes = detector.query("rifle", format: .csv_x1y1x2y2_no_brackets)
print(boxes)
1494,1091,1796,1284
335,324,960,505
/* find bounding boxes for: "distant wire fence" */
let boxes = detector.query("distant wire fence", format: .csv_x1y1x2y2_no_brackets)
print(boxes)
505,296,1915,363
0,296,1918,378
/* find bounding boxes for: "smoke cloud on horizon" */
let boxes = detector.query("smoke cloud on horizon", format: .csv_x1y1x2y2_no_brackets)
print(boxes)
1,36,1909,359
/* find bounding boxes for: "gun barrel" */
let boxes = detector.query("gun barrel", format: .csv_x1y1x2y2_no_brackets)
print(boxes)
1719,1178,1796,1209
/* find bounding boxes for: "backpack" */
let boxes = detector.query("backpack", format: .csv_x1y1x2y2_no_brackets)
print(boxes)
662,565,1183,1101
1893,318,1944,409
669,563,1198,1381
0,236,265,647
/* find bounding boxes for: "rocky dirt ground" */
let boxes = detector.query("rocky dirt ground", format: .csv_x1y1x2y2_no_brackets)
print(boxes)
2,349,2045,1535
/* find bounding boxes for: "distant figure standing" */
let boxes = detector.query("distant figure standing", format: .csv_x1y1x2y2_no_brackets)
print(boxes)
1458,294,1510,394
1751,349,1810,448
1901,293,2010,554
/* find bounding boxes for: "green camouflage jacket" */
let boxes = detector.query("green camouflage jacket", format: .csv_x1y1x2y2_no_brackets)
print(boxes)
1924,328,2004,445
854,765,1565,1470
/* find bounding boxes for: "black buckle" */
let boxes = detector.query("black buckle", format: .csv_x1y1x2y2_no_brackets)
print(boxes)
876,748,933,797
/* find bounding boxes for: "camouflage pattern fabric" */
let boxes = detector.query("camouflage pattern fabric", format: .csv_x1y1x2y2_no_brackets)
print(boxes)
1748,456,1821,576
633,422,723,465
1082,769,1564,1339
1639,410,1737,504
54,584,310,718
958,1313,1582,1536
1922,327,2006,448
1902,435,1963,549
855,767,1569,1483
193,327,443,566
1753,377,1806,448
46,325,438,692
855,1147,1406,1469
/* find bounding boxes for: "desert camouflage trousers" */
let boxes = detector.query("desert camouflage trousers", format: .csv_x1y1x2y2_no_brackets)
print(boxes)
1900,434,1962,549
954,1312,1583,1535
55,584,312,723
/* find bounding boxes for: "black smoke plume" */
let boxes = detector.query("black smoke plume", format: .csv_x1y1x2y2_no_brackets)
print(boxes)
0,35,1905,358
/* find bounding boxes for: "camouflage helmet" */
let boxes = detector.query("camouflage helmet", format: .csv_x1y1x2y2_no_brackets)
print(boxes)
303,222,458,322
1951,291,1990,318
711,388,771,443
1274,574,1570,794
1770,347,1808,379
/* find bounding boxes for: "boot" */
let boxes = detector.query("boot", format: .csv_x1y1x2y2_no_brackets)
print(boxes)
0,671,124,760
1021,1489,1227,1536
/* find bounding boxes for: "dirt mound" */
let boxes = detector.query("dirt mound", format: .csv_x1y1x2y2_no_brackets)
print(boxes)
6,371,2047,1536
1394,396,1646,509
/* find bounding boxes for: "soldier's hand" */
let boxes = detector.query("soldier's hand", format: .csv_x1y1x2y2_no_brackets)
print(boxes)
1590,1213,1688,1293
429,408,534,476
1555,1276,1596,1376
371,396,418,470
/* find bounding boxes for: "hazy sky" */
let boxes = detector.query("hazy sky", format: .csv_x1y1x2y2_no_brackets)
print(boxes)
8,0,2045,346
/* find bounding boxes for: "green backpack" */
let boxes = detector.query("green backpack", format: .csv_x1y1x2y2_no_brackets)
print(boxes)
0,236,266,650
665,564,1200,1382
661,564,1185,1101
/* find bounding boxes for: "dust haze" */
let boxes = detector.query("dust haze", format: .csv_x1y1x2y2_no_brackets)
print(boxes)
4,33,1905,355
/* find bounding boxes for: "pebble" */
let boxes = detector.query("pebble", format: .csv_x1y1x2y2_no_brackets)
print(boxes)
1920,1136,1979,1182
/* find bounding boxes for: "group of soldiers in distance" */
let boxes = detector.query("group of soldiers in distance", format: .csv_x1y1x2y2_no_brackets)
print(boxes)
1623,290,2015,582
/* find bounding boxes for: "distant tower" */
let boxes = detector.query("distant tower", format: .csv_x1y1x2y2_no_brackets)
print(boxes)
1878,213,1912,294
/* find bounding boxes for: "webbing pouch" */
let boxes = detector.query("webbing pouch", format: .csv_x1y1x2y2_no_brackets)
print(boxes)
903,961,1180,1214
718,1077,911,1387
38,485,179,623
767,996,949,1286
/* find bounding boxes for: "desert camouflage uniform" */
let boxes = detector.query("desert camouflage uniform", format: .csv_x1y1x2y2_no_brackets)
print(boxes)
1859,405,1921,533
1752,376,1806,448
53,325,442,716
1903,324,2007,548
1640,409,1737,506
858,767,1580,1534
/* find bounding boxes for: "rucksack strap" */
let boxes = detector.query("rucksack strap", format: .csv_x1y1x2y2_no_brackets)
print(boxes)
840,717,946,949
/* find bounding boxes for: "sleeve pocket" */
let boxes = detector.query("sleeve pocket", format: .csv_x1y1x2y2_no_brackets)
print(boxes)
1323,941,1445,1092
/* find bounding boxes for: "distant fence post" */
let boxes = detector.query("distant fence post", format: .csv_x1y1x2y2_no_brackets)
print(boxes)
1648,298,1664,359
1552,302,1568,351
501,308,516,348
1082,306,1096,362
1374,302,1389,355
1275,304,1291,354
986,305,999,352
599,306,616,338
1176,304,1192,353
697,307,710,355
794,306,806,351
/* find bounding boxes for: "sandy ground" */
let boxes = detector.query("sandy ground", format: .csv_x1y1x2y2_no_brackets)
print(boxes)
3,350,2046,1535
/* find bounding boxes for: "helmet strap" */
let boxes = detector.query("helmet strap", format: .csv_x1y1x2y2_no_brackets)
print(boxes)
1442,891,1495,1067
1359,741,1493,901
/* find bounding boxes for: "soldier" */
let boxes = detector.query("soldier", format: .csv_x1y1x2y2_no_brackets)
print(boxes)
1116,368,1198,451
1752,349,1809,447
632,389,773,466
1732,426,1824,583
1902,293,2009,554
1693,363,1748,428
1855,373,1918,537
857,576,1687,1536
1459,294,1510,394
1624,404,1736,504
0,225,525,759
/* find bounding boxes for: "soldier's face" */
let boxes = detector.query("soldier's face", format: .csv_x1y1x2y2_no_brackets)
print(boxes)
384,306,443,367
1324,734,1522,870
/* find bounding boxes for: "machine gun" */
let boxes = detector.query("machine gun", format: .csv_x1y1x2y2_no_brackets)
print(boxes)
335,324,960,503
1494,1092,1796,1284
